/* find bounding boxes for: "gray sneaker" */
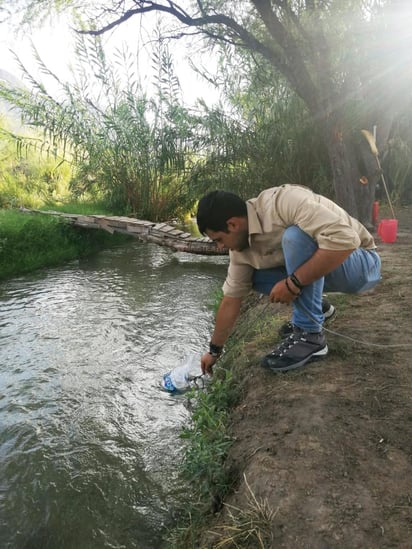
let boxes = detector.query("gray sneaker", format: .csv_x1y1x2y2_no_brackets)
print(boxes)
262,327,328,372
323,297,336,320
278,297,336,339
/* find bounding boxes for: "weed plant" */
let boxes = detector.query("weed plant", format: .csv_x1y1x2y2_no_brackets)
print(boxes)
168,368,239,549
0,209,131,280
167,296,283,548
181,374,234,497
0,125,72,209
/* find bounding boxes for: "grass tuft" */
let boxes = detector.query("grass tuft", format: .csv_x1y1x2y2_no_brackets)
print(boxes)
209,474,277,548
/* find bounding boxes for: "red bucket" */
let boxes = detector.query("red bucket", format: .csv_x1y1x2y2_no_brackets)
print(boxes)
378,218,398,243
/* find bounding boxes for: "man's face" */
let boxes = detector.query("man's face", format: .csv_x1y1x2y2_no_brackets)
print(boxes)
206,218,249,252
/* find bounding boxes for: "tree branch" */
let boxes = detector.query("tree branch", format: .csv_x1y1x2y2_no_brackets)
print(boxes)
77,2,291,83
250,0,319,111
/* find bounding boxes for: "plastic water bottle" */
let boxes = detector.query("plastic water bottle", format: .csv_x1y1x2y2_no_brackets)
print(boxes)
162,353,207,393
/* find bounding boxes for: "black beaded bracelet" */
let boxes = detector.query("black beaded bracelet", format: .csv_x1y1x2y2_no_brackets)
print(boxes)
285,278,300,296
290,272,304,290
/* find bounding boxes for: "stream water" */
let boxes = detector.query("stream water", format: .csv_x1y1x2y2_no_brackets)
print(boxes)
0,241,227,548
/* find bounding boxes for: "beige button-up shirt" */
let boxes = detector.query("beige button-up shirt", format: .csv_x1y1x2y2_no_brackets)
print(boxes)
222,184,377,298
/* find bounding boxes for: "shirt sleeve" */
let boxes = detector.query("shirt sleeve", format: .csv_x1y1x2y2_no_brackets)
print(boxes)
222,253,254,298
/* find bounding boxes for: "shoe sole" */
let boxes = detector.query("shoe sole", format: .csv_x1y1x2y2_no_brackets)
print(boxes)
262,345,328,373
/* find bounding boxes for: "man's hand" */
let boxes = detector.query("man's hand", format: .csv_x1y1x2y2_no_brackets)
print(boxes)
269,249,355,305
269,278,298,304
201,352,217,375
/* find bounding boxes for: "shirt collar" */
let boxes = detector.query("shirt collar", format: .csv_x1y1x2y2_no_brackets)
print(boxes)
246,200,263,236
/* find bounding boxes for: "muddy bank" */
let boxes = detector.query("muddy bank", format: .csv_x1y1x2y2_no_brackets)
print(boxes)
201,206,412,548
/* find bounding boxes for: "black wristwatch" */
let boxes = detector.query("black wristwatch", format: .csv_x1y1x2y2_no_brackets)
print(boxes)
209,342,223,357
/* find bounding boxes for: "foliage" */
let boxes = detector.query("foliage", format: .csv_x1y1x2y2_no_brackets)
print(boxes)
0,30,199,220
0,20,331,220
2,0,412,227
167,367,238,548
0,209,131,280
0,124,72,208
64,0,412,218
180,370,236,502
190,53,331,200
0,0,74,27
169,296,280,547
39,200,114,215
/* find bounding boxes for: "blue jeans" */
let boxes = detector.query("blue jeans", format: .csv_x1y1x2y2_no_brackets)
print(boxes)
252,225,381,332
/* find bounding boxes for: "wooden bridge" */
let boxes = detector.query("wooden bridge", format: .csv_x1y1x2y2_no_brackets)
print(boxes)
22,209,228,256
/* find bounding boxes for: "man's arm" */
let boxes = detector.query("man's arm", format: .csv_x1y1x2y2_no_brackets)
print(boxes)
269,248,354,304
294,248,354,285
201,295,242,374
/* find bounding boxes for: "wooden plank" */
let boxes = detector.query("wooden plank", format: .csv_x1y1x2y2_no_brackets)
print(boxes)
116,216,138,221
74,221,101,229
125,224,149,234
153,222,169,230
98,219,115,234
158,224,179,233
176,232,192,239
61,213,80,219
76,215,98,224
126,219,155,227
101,218,128,228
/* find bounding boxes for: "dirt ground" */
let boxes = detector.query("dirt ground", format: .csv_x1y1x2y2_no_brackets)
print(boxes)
201,206,412,548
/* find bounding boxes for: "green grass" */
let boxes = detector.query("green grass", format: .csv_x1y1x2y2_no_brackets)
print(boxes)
167,368,239,549
0,208,132,281
167,299,273,548
39,200,115,216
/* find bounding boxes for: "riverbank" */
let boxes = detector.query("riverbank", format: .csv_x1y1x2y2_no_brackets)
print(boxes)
3,205,411,548
0,209,132,281
188,206,412,548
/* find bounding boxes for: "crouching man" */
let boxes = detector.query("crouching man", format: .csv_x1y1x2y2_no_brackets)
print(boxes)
197,185,381,373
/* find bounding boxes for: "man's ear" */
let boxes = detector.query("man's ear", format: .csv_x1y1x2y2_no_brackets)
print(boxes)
226,216,243,231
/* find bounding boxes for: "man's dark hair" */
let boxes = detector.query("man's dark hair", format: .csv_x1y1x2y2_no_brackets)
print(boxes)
196,190,247,235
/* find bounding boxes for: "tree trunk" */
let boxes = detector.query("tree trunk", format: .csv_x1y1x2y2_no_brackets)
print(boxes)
321,115,392,228
354,137,378,229
321,118,359,218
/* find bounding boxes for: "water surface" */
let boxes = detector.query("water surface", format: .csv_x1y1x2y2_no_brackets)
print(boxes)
0,241,227,548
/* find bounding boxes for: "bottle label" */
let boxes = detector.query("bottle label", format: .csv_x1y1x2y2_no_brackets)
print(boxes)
162,373,177,393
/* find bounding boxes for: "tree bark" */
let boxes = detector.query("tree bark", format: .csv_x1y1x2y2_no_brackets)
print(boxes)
323,123,359,218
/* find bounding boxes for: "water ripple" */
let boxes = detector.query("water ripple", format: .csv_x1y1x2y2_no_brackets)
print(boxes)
0,241,226,548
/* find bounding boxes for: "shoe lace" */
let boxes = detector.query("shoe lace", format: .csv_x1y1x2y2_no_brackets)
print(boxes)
270,332,307,357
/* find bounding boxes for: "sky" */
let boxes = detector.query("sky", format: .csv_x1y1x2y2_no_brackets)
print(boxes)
0,10,220,108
